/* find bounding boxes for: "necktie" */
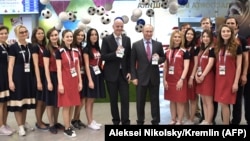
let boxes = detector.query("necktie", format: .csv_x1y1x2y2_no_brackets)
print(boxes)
116,37,120,46
146,41,151,61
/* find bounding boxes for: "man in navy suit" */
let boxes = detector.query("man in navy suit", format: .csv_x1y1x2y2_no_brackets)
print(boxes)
131,24,165,125
101,18,131,125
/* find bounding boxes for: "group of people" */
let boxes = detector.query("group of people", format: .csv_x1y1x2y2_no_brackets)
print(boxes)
0,16,249,138
0,25,104,137
173,16,250,125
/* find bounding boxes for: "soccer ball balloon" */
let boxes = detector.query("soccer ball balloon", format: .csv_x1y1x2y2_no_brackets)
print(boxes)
139,0,149,5
41,9,52,19
101,14,111,25
96,6,105,16
67,11,77,22
87,7,96,15
135,24,144,33
100,30,109,39
146,9,155,17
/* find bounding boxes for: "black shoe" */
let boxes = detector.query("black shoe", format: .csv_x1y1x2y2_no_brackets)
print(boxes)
71,120,81,130
49,125,57,134
77,120,86,128
64,128,76,137
55,123,65,130
195,112,202,119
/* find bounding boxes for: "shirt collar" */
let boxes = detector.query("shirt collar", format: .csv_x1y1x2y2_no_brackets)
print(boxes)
143,39,152,44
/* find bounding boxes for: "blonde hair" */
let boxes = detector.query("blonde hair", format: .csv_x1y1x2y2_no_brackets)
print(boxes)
169,30,184,49
14,25,27,37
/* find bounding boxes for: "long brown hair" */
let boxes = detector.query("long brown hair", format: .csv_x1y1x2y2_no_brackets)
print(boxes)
46,27,60,54
215,24,238,57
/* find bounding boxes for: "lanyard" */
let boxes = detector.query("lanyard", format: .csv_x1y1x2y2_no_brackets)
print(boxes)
38,44,44,54
198,47,209,66
63,49,76,68
219,48,227,65
19,44,30,63
0,44,8,56
168,49,181,65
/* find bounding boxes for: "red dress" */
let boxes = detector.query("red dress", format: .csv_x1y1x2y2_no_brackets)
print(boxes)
56,47,81,107
214,47,242,104
186,46,198,100
164,48,189,103
196,47,215,96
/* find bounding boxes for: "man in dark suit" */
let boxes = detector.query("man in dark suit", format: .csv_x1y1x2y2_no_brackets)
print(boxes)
131,24,165,125
101,18,131,125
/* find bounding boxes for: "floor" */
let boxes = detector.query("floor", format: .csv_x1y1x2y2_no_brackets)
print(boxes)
1,80,247,141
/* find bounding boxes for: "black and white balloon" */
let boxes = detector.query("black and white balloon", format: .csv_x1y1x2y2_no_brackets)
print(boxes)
139,0,149,5
87,7,96,15
101,14,111,25
135,24,144,33
100,30,109,39
67,11,76,22
96,6,105,16
41,9,52,19
161,1,169,9
146,9,155,17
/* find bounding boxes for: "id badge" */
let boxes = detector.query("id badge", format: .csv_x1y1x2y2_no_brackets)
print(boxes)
116,48,124,58
93,65,101,75
219,65,226,75
80,66,84,74
24,63,30,72
70,67,77,77
197,66,203,76
168,66,174,75
152,55,158,65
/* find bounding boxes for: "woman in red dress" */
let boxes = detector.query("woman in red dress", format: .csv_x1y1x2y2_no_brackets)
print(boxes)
183,28,198,125
195,29,215,125
163,30,190,125
56,30,82,137
214,24,242,125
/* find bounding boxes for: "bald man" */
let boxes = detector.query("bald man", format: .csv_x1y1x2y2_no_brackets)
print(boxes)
131,24,166,125
101,18,131,125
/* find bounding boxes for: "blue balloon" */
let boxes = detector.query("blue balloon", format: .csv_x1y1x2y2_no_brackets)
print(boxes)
178,0,188,5
136,19,145,26
62,20,80,31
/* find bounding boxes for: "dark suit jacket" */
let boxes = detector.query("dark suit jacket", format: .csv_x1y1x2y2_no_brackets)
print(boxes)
101,34,131,82
131,39,165,86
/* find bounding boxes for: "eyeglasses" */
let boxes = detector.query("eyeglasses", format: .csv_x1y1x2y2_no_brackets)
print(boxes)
19,30,28,34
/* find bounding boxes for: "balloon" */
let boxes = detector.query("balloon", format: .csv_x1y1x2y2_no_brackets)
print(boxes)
40,0,50,5
169,2,178,14
178,0,188,6
131,15,139,22
81,14,91,24
136,19,145,26
93,0,114,7
77,22,87,30
58,11,68,22
132,8,142,18
104,2,113,11
122,15,129,24
55,22,63,30
63,20,80,30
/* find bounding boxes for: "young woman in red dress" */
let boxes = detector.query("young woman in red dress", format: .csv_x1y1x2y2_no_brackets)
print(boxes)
214,24,242,125
163,30,190,125
56,29,82,137
195,29,215,125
